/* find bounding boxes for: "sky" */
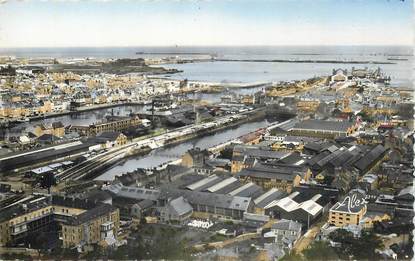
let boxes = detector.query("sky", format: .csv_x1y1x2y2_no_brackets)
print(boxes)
0,0,413,47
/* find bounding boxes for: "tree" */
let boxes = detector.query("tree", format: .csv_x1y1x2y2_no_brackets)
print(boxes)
328,229,355,257
303,241,339,260
328,229,354,244
328,229,383,260
279,250,304,261
350,231,384,260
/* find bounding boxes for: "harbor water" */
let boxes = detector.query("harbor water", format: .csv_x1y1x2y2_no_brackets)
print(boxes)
96,119,271,181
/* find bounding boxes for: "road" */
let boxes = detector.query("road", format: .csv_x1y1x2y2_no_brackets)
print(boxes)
293,225,321,253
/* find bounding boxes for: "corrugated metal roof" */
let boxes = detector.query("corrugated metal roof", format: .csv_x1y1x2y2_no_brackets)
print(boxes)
185,175,220,191
206,177,238,193
228,182,255,196
254,188,280,205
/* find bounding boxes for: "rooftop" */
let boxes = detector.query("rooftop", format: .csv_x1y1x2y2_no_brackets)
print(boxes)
330,189,367,214
292,120,354,132
161,186,252,212
104,183,160,201
272,219,302,232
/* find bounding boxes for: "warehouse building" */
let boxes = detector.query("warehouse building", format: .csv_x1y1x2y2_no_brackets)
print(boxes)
237,162,311,192
253,188,286,215
160,186,254,220
263,185,338,227
289,119,358,138
231,144,290,173
265,192,323,227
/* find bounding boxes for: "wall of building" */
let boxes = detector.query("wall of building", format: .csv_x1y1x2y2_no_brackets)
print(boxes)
0,205,54,246
181,153,194,168
328,207,367,227
62,209,119,248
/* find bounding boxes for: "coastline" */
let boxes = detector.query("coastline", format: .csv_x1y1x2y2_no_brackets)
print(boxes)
213,58,396,65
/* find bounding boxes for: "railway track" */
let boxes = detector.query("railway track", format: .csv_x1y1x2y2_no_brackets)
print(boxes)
55,109,260,183
56,143,137,181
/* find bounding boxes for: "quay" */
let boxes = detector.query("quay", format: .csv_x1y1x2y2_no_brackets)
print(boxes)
0,101,148,126
55,108,267,181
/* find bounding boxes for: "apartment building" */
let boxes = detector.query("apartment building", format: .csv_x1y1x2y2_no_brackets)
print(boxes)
329,189,367,227
0,194,119,250
71,116,141,136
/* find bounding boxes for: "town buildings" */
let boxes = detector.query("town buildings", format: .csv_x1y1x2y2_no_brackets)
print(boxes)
264,219,302,250
71,116,142,136
0,194,119,250
0,56,412,260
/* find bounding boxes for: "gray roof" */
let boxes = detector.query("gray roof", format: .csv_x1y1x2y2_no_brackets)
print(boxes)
135,199,154,209
185,175,221,191
353,145,387,172
95,131,123,141
292,120,354,132
104,183,160,201
283,136,320,144
206,158,230,168
205,177,238,193
237,163,304,181
160,186,252,212
233,145,289,161
0,195,50,223
168,196,193,216
254,188,286,208
272,219,302,232
66,203,117,226
0,194,117,226
397,186,414,198
228,182,262,197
